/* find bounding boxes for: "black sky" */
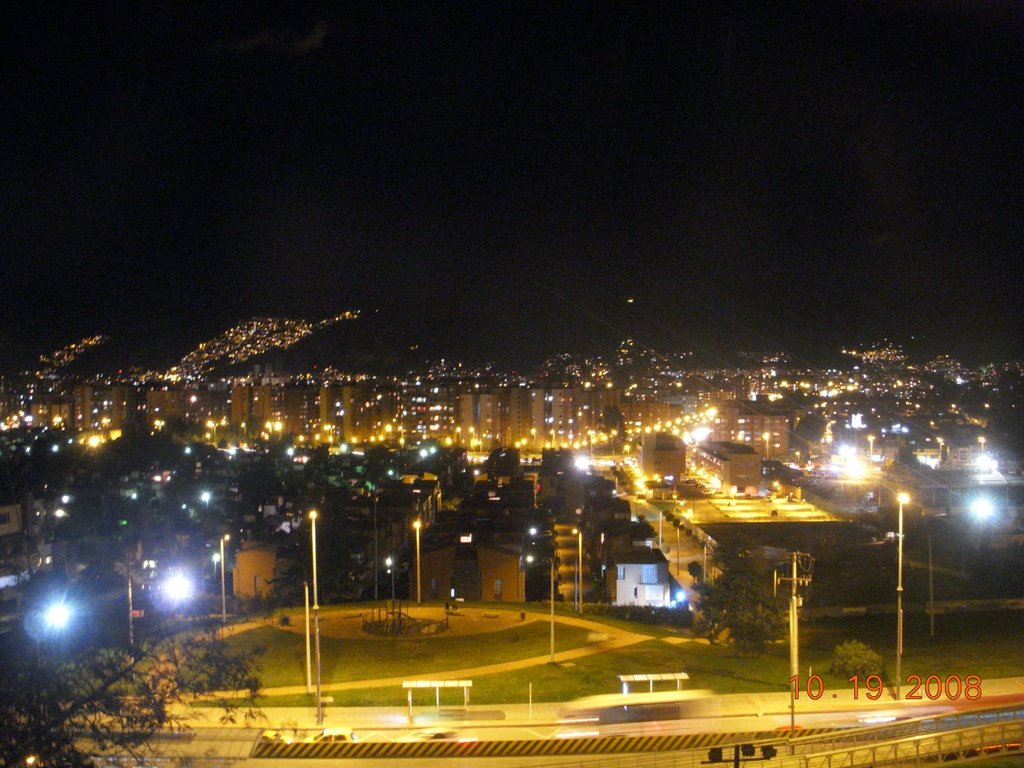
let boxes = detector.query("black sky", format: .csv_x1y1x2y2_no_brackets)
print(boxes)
2,2,1022,371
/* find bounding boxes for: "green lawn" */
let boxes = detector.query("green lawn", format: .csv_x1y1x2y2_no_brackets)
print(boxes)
800,612,1024,683
229,618,597,689
220,608,1024,707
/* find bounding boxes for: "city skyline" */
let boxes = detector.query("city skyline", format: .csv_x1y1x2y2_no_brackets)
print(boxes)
3,3,1022,370
7,312,1020,382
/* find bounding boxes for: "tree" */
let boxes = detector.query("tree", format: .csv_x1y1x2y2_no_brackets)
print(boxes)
693,549,785,655
0,621,262,767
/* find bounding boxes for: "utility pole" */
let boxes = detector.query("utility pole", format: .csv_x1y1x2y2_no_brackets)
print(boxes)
126,553,134,648
928,534,936,639
304,581,312,694
776,552,813,735
549,558,555,662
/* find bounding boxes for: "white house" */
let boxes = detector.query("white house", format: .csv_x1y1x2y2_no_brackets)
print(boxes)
607,545,672,607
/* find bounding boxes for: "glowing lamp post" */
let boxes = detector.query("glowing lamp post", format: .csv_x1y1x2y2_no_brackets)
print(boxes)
44,602,72,631
219,534,230,625
549,557,556,662
896,491,910,698
522,553,533,603
971,497,994,521
164,572,194,603
413,518,422,604
35,599,75,663
572,527,583,612
310,510,323,726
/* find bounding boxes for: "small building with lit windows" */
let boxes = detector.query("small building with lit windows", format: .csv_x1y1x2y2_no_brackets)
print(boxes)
607,545,671,607
690,441,761,496
640,432,686,482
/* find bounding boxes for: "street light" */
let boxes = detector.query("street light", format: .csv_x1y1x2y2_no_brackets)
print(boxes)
43,601,72,631
310,509,323,726
413,518,422,604
896,491,910,698
549,556,556,662
572,527,583,612
372,494,379,600
520,527,540,602
219,534,230,625
971,497,994,521
164,572,194,603
674,520,681,575
522,553,534,603
126,551,135,647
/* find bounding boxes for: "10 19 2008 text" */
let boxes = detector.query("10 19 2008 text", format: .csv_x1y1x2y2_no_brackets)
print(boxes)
789,674,982,701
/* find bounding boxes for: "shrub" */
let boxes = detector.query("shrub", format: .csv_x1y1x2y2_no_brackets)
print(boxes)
582,603,694,628
829,640,884,678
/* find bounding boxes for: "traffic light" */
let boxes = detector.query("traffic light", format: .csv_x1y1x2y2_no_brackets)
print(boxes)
741,744,756,757
708,747,723,762
762,746,778,759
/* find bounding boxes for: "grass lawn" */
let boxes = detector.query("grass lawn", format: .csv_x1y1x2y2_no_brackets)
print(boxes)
229,619,597,689
800,611,1024,683
218,608,1024,707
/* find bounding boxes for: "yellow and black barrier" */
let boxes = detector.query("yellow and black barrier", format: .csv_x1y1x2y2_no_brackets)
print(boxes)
252,729,832,760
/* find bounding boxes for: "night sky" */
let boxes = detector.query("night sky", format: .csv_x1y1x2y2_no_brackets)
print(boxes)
2,3,1022,371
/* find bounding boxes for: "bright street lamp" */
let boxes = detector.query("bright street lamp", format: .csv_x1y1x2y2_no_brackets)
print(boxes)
971,497,994,521
372,494,379,600
572,527,583,612
520,551,535,603
385,556,395,599
164,572,194,603
896,491,910,698
310,510,323,726
219,534,230,625
549,556,556,661
43,601,72,631
413,518,422,604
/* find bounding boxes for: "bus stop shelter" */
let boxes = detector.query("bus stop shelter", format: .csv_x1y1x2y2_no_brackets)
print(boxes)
402,680,473,719
617,672,689,694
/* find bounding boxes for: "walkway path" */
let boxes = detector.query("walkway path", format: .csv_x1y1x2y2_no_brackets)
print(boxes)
213,606,657,699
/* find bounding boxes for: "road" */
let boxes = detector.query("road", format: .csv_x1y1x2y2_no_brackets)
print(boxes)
153,677,1024,766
